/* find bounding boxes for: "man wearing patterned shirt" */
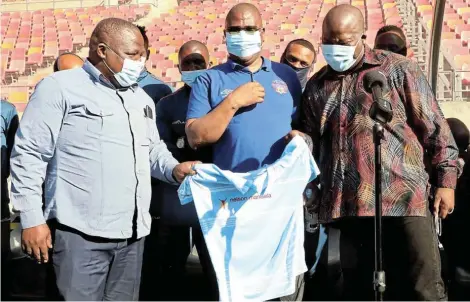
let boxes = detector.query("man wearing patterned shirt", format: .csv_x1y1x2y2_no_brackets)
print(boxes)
299,5,461,301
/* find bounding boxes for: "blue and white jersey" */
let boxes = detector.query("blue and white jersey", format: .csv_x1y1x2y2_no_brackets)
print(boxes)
178,136,320,302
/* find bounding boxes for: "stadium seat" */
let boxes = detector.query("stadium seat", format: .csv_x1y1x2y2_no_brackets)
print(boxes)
8,91,28,103
157,59,175,70
166,67,181,82
168,52,179,65
461,31,470,44
447,19,466,30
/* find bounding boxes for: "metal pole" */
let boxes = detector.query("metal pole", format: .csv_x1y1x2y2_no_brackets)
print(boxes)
373,123,386,301
427,0,445,94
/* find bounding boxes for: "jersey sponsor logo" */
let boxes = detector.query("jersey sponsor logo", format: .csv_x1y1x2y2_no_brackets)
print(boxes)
220,89,233,98
219,198,227,209
272,80,288,94
230,194,272,202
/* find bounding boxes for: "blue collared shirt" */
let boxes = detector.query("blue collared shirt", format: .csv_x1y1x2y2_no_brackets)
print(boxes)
10,60,179,239
187,58,302,172
137,68,173,104
1,99,18,216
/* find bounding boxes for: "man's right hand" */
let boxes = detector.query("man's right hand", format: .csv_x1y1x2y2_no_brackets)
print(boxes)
228,82,265,109
22,223,52,263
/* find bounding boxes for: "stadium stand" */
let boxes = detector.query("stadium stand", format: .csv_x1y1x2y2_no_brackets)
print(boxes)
1,3,151,113
0,0,469,116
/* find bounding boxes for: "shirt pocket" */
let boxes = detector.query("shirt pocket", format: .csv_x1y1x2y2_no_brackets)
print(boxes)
85,104,115,134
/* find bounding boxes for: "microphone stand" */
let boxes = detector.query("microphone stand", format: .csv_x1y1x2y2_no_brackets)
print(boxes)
372,122,386,301
369,89,392,302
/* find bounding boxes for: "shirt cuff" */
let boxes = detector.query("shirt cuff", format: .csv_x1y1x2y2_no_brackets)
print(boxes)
20,208,46,229
165,163,179,185
435,168,458,189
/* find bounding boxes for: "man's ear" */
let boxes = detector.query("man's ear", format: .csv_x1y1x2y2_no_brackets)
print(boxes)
97,43,107,60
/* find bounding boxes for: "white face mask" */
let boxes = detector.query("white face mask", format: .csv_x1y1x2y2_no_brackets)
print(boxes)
226,31,262,58
321,39,361,72
102,45,145,87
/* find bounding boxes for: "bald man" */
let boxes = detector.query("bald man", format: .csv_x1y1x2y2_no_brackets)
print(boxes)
10,18,198,301
374,25,408,56
281,39,316,91
299,4,461,300
53,52,84,72
186,3,306,301
140,40,216,301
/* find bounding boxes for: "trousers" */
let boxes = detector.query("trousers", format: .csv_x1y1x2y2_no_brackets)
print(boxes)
139,219,218,301
52,224,144,301
305,210,446,301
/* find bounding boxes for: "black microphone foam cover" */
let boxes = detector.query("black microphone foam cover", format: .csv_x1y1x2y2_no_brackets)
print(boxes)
363,70,388,94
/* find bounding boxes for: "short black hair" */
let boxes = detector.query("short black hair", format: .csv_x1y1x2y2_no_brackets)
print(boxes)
376,25,406,42
136,24,149,50
286,39,316,54
282,39,316,63
53,52,83,72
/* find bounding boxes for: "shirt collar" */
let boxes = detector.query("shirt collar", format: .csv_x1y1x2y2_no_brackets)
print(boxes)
83,59,115,89
138,67,149,82
362,45,382,66
228,56,271,72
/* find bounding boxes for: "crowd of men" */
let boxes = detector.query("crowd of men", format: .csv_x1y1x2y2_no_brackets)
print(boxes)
1,2,469,301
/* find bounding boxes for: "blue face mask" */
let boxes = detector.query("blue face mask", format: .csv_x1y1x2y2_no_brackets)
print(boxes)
321,40,361,72
226,31,262,58
181,69,206,87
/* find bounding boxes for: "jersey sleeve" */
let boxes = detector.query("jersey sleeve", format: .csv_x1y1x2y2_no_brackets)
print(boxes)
186,73,212,120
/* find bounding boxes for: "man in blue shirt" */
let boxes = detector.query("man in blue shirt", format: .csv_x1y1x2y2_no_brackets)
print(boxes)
10,18,197,301
185,3,303,300
1,99,18,222
136,25,173,104
141,40,217,301
186,3,302,174
1,99,18,300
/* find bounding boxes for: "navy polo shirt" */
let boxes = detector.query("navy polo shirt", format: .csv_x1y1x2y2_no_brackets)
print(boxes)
187,58,302,173
137,68,173,104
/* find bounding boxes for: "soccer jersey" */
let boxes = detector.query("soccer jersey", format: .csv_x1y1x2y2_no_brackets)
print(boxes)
178,136,320,302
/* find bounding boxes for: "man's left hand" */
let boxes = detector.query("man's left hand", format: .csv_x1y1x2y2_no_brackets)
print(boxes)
172,161,201,183
433,187,455,219
285,130,313,152
285,130,306,142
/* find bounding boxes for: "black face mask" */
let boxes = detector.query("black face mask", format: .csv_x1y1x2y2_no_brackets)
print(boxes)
282,59,310,91
396,48,407,57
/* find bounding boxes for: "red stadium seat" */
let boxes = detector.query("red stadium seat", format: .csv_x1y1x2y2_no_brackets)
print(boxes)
59,36,73,52
454,54,470,69
165,67,181,82
44,43,58,59
157,59,174,70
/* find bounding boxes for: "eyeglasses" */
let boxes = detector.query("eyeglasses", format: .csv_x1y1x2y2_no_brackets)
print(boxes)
226,26,263,34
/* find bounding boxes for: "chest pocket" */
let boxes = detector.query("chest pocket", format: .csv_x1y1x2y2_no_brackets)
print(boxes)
142,116,153,146
85,105,114,134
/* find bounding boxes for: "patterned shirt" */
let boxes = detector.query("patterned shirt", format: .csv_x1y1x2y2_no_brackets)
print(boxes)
300,46,461,223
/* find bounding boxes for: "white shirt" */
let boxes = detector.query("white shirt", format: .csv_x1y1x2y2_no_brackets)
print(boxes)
179,136,320,302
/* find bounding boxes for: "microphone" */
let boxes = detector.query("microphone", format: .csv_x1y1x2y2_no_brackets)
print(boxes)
364,71,393,124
